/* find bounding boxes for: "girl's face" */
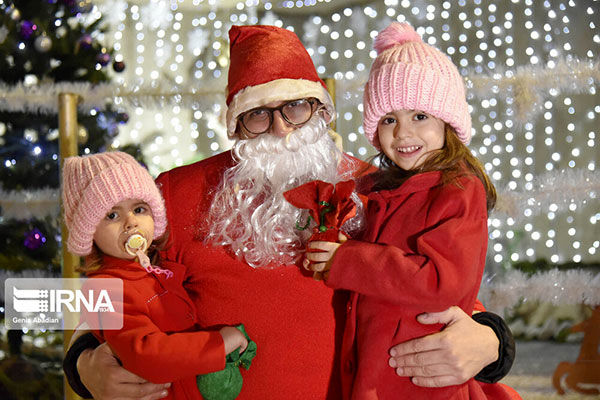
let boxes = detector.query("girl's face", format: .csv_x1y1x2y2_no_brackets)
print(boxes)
93,199,155,259
377,110,445,170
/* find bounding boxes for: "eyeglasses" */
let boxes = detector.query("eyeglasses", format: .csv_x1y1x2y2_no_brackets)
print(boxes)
238,98,321,135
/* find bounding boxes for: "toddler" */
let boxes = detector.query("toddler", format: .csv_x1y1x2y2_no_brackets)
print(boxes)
63,151,253,399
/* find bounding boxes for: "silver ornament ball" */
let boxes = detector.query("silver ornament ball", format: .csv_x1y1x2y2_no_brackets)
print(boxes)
56,26,67,38
34,35,52,52
10,8,21,21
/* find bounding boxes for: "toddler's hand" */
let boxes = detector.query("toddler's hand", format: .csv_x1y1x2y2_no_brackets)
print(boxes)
219,326,248,356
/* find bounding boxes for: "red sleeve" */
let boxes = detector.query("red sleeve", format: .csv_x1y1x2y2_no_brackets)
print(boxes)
327,180,488,311
155,171,178,264
98,286,225,383
474,298,486,312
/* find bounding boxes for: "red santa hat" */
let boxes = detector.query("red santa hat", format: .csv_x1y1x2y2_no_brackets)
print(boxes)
225,25,335,138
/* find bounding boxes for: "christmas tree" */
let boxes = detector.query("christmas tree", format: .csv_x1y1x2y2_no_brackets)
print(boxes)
0,1,132,398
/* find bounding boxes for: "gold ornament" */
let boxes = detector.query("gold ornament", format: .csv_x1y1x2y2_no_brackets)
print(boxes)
77,125,88,144
10,8,21,21
77,0,93,13
34,35,52,52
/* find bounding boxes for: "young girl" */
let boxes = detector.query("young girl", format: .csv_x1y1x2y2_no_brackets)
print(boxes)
62,151,252,400
305,23,520,399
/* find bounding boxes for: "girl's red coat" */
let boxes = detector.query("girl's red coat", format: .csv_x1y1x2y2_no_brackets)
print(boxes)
328,171,518,399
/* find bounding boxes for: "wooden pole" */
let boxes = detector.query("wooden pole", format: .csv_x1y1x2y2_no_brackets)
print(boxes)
58,92,82,400
323,77,345,150
324,77,336,132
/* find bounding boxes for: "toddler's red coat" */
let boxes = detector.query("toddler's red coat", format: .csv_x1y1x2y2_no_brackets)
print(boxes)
87,256,225,400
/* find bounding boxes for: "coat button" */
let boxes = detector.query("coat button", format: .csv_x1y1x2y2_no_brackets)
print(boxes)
346,302,352,313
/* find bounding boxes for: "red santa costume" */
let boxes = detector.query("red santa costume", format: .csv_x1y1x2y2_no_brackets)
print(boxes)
156,25,364,399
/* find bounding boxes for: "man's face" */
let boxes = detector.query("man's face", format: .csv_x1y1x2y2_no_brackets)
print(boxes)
237,98,323,140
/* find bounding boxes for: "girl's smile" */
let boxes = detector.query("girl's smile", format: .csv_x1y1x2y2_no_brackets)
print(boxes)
377,110,445,171
396,145,423,154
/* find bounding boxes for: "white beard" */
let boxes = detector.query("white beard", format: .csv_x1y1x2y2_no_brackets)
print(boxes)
205,116,355,268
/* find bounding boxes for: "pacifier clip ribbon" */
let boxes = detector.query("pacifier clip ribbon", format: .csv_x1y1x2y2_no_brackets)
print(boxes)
125,234,173,279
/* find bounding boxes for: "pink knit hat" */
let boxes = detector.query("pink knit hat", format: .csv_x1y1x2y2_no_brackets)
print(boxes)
62,151,167,256
363,22,472,149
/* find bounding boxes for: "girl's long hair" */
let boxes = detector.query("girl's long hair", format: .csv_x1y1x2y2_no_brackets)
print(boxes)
79,232,169,274
372,125,496,212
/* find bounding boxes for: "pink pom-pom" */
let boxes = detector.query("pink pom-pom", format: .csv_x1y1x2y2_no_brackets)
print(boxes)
374,22,422,54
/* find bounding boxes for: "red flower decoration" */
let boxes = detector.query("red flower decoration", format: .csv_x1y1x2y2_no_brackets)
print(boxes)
283,179,356,244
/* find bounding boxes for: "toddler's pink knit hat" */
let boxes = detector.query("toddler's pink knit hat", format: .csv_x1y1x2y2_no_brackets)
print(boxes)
363,22,472,148
62,151,167,256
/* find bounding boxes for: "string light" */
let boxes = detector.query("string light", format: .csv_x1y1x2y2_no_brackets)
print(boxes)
87,0,600,271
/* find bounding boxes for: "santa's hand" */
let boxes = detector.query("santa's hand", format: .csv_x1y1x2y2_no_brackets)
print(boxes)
388,306,499,388
79,342,170,400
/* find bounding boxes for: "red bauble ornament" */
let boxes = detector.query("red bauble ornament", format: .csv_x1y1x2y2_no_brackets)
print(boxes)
112,61,125,72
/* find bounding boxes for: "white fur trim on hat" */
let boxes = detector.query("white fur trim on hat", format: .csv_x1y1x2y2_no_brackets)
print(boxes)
225,78,335,138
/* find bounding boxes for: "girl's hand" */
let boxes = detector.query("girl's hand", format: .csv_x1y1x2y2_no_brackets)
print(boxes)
219,326,249,356
303,232,347,279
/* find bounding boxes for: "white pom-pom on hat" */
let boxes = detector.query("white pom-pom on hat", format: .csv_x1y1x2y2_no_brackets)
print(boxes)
373,22,422,55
